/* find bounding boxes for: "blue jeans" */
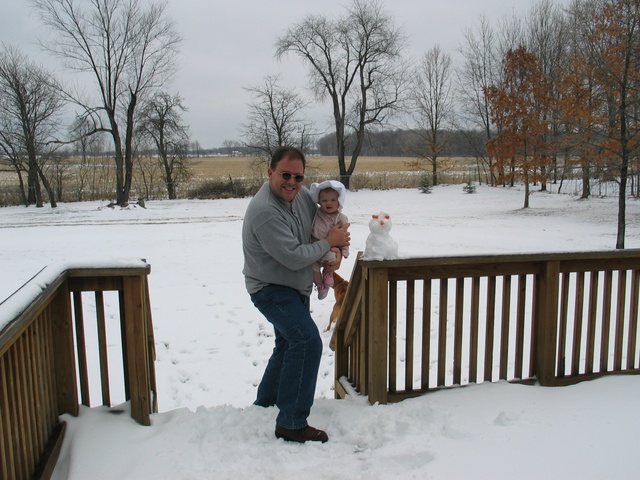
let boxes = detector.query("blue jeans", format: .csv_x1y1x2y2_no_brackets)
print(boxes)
250,284,323,429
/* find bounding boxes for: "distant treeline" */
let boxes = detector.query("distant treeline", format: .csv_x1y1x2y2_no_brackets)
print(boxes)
206,129,487,158
316,129,487,158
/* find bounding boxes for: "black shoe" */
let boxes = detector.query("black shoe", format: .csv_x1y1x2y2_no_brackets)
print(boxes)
275,424,329,443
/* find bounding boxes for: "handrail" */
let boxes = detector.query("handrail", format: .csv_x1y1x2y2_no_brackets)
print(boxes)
0,261,156,480
332,250,640,404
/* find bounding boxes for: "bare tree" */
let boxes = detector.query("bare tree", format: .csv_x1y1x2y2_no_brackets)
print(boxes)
408,45,454,187
275,0,408,188
222,139,242,156
0,132,29,205
33,0,181,206
525,0,569,188
497,10,527,56
526,0,568,85
0,45,64,207
137,91,191,199
241,75,314,164
456,16,501,185
191,140,202,157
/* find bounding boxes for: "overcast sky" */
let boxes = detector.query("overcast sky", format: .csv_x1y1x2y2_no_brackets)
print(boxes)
1,0,571,149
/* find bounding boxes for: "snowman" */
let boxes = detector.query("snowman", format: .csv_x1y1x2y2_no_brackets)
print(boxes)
363,211,398,260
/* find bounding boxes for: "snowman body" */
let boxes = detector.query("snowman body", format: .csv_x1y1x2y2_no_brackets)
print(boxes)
364,212,398,260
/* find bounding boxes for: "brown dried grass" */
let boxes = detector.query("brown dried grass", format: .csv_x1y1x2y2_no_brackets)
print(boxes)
190,155,476,179
0,155,481,205
185,155,478,197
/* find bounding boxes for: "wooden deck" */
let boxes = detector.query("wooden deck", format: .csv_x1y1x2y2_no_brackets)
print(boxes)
0,262,156,479
332,251,640,404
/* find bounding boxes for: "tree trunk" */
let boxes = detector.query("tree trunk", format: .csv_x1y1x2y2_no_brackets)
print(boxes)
616,170,627,250
339,172,350,189
539,165,547,192
338,147,349,189
616,147,628,249
37,164,57,208
432,156,438,187
335,113,350,189
13,164,28,206
616,82,629,249
558,166,566,195
581,163,591,199
28,161,43,207
160,139,176,200
121,93,138,207
164,160,176,200
111,117,126,206
510,158,515,187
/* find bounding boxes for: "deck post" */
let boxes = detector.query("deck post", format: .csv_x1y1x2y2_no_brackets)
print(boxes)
367,267,389,405
535,260,560,386
333,326,348,399
121,275,152,426
50,281,79,417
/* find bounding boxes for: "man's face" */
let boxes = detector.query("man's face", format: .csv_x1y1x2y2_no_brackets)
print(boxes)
268,156,305,203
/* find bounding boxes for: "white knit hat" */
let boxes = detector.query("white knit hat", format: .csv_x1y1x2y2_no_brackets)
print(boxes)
309,180,346,211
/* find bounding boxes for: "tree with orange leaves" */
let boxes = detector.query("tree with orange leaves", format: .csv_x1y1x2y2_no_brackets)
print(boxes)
485,46,554,208
580,0,640,249
556,48,603,200
557,0,640,248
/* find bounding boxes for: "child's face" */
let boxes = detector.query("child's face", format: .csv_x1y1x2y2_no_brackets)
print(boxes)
318,188,340,214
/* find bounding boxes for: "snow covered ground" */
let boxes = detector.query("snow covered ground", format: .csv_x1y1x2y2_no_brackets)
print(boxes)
2,184,640,479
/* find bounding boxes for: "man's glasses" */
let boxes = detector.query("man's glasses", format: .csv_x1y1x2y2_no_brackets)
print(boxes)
277,171,305,183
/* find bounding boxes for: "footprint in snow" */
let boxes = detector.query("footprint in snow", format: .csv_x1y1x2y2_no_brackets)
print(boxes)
493,410,519,426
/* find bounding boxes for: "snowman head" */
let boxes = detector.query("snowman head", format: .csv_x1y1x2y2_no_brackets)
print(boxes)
369,212,392,235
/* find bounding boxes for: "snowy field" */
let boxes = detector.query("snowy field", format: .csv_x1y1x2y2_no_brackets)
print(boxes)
2,184,640,479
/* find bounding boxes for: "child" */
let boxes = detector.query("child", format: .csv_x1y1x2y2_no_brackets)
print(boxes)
310,180,350,300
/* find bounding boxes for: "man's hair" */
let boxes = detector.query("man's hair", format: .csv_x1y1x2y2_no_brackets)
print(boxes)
270,146,306,170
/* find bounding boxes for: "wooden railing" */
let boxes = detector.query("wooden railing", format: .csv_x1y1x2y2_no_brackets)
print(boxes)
332,251,640,404
0,261,156,480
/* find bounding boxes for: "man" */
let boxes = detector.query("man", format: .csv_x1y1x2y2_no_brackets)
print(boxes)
242,146,350,443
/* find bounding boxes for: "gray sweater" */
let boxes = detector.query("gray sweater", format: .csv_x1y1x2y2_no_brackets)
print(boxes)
242,183,330,296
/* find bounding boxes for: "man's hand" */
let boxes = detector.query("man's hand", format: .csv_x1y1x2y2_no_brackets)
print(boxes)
325,222,350,248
